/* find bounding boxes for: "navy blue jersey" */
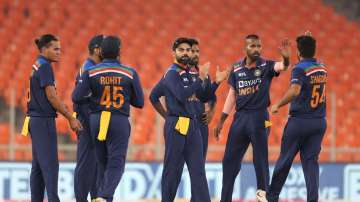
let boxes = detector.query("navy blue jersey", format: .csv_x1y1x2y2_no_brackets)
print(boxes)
149,78,165,104
187,66,218,116
73,58,96,126
160,64,203,117
150,75,217,117
27,55,57,117
72,59,144,116
228,57,278,111
289,59,327,118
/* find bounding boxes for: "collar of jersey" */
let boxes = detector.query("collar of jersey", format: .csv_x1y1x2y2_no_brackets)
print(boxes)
173,62,188,71
240,57,265,69
37,55,50,64
300,58,316,63
86,58,96,66
102,59,120,64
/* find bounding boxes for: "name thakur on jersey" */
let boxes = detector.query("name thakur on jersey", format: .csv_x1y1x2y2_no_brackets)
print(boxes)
310,74,327,84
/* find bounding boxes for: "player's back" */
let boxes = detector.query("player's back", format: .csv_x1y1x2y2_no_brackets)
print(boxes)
87,59,144,116
290,58,327,118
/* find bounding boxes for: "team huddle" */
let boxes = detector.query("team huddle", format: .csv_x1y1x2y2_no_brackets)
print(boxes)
22,31,327,202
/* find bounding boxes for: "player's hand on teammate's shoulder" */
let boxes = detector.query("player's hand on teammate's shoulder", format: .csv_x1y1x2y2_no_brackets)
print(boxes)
215,65,230,84
199,62,210,80
279,38,291,59
69,117,83,132
270,104,280,114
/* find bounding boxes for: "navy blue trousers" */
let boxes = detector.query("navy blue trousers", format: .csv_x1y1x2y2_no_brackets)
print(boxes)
74,117,97,201
268,117,326,202
161,116,210,202
90,113,130,202
221,110,270,202
29,117,60,202
199,122,209,160
171,120,209,202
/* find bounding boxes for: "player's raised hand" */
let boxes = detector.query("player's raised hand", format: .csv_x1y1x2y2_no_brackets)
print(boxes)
199,62,210,80
279,39,291,59
270,104,279,114
214,122,224,141
215,65,230,84
69,117,83,132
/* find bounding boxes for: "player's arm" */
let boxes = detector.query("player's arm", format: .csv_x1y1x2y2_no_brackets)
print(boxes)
45,86,83,132
214,87,236,140
38,63,82,131
271,84,301,113
274,39,291,72
130,71,144,108
271,67,304,113
164,70,203,104
72,71,92,103
149,79,167,119
202,95,217,124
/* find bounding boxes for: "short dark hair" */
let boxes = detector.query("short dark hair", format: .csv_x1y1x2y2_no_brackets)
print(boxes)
245,34,260,40
296,35,316,58
88,35,104,55
34,34,58,50
188,38,199,46
172,37,192,51
101,36,121,59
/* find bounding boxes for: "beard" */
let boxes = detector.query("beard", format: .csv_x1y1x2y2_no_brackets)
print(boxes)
177,55,190,65
188,57,199,66
249,52,261,61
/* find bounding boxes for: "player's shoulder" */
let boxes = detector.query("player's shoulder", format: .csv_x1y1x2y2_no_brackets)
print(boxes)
231,59,245,73
166,64,186,76
295,59,326,70
258,58,275,67
82,59,96,71
35,56,51,68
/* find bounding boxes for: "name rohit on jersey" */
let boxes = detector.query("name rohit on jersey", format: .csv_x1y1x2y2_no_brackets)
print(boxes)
100,76,122,85
237,78,261,96
310,75,327,84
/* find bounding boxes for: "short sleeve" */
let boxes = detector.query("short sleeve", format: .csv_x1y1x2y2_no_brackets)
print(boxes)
290,67,305,85
267,60,279,78
227,70,237,89
38,63,55,88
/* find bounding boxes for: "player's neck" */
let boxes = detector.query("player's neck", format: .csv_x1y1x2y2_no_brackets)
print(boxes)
244,57,257,68
89,55,101,64
39,54,51,63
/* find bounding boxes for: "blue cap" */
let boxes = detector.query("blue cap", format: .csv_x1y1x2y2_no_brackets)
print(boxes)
88,35,105,52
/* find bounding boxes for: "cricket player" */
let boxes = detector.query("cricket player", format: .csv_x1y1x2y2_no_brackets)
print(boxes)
267,32,326,202
72,36,144,202
149,38,228,201
24,34,82,202
73,35,104,202
214,34,291,202
155,37,211,202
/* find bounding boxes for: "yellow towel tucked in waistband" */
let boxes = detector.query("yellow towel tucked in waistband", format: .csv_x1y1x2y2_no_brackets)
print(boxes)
21,116,30,136
98,111,111,141
265,120,272,128
72,112,77,118
175,117,190,136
